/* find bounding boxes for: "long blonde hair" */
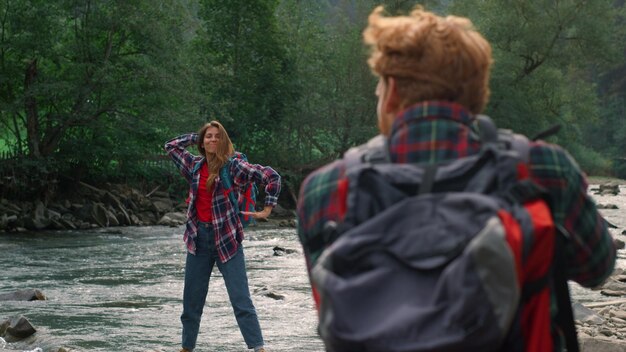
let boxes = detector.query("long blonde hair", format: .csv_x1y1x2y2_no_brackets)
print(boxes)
197,121,234,188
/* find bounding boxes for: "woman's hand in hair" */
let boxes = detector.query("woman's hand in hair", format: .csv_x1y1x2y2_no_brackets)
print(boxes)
241,205,273,220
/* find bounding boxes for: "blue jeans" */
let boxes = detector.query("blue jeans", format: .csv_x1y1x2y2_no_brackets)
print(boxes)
181,222,264,350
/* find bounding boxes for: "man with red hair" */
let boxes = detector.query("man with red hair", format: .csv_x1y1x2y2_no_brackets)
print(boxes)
297,5,615,351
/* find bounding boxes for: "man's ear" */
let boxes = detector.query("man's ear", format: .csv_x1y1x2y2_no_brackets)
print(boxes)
383,77,401,115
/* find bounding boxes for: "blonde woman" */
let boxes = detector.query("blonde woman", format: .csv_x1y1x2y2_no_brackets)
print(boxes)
165,121,280,352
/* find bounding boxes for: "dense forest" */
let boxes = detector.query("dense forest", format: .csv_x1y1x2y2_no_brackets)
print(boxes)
1,0,625,201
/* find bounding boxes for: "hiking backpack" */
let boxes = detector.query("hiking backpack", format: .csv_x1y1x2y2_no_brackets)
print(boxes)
220,152,258,228
310,116,577,352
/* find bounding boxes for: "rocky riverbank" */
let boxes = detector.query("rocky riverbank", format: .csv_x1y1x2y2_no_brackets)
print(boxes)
2,181,626,351
575,268,626,352
0,181,296,232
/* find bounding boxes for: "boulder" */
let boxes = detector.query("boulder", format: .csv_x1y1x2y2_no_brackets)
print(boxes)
271,204,294,218
597,184,620,196
0,289,46,301
580,336,626,352
152,198,174,214
126,198,140,212
0,315,36,341
102,191,123,209
103,192,131,225
273,246,298,256
278,219,297,228
130,214,142,226
254,286,285,300
613,310,626,320
115,210,131,226
23,201,50,230
90,202,109,227
137,211,157,225
158,212,187,227
105,208,120,226
131,189,153,209
0,214,18,230
0,200,22,216
58,215,77,230
574,302,605,325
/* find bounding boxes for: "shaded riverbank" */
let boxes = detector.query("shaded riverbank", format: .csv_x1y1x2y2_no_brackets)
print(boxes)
0,181,296,233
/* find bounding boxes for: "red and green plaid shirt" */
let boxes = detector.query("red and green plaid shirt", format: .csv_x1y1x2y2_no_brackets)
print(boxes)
165,133,281,263
297,100,615,291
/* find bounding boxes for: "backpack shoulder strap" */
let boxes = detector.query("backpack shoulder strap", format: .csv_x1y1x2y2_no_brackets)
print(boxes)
478,114,578,352
476,114,530,162
343,134,390,171
553,225,580,352
193,159,205,173
220,155,239,210
219,156,234,184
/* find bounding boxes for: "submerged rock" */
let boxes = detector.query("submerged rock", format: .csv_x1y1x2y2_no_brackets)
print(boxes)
273,246,297,256
0,289,46,301
597,184,621,196
254,286,286,300
0,315,36,341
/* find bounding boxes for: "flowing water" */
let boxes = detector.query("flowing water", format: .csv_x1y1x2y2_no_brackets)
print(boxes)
1,184,625,352
0,225,322,352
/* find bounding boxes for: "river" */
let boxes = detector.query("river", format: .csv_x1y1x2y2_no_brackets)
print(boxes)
0,224,323,352
1,184,625,352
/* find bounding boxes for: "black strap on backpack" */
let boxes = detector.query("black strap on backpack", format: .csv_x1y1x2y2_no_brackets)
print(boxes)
532,125,562,142
553,225,580,352
477,114,579,352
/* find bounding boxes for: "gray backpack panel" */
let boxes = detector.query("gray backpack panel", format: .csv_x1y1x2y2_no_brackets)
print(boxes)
312,142,526,352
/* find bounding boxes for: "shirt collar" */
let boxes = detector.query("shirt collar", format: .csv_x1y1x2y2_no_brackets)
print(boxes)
390,101,474,135
387,101,479,163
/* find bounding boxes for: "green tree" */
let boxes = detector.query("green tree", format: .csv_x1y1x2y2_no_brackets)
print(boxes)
450,0,623,173
192,0,296,164
584,0,626,176
275,0,379,169
0,0,200,179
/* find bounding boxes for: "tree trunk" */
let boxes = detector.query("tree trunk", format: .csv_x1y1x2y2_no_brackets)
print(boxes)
24,58,41,158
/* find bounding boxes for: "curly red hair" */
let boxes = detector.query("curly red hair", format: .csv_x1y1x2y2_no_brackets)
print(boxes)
363,6,493,113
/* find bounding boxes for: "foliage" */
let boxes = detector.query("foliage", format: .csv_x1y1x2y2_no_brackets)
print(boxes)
189,0,297,165
0,0,625,200
0,0,200,184
450,0,625,175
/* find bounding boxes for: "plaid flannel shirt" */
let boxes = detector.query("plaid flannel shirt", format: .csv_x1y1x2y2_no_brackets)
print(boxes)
165,133,281,263
297,101,615,308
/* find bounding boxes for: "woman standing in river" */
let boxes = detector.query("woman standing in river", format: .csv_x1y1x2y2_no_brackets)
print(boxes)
165,120,281,352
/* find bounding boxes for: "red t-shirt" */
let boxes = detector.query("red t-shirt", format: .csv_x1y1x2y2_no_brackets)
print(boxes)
195,163,214,222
